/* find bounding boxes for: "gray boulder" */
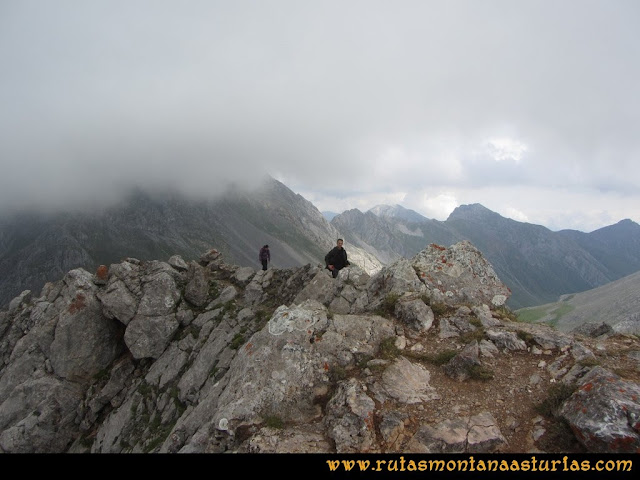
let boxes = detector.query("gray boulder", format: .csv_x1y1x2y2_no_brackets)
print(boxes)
293,270,338,306
486,330,527,351
137,271,181,317
168,255,189,271
443,341,481,381
411,241,511,307
324,378,376,453
560,366,640,453
96,279,138,325
0,376,84,453
407,411,507,453
184,262,209,307
571,322,613,338
394,295,434,332
124,314,179,359
379,356,440,403
49,269,123,381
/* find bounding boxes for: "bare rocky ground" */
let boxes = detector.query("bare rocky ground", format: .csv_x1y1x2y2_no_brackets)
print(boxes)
320,310,640,454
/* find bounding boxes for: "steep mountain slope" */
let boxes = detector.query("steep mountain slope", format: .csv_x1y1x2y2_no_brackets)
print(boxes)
516,270,640,333
332,203,640,309
0,178,380,308
557,219,640,278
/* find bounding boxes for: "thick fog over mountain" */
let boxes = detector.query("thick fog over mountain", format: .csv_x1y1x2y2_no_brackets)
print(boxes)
1,1,639,231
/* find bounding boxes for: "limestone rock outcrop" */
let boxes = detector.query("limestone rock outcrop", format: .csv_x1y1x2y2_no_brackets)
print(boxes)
0,241,638,454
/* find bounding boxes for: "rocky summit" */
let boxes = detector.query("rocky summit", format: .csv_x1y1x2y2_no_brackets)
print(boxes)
0,241,638,454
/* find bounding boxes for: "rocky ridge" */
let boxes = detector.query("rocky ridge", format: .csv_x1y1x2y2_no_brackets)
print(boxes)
0,241,638,453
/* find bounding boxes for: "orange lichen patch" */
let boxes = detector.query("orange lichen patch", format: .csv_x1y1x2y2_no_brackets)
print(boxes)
323,362,329,371
96,265,108,281
68,293,87,314
244,342,253,352
430,243,446,251
580,383,594,392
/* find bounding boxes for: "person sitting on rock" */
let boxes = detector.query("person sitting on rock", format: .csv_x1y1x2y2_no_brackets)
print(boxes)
325,238,350,278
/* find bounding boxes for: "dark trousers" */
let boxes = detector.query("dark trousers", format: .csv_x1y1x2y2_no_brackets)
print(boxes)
331,268,339,278
262,260,268,271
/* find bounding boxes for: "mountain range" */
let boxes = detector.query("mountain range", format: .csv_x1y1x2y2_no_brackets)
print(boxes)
1,177,639,311
332,204,640,309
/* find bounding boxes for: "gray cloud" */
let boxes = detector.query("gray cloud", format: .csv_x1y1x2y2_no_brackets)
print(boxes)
1,0,639,230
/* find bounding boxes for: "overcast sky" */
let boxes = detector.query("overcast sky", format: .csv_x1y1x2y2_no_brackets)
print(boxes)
1,0,638,232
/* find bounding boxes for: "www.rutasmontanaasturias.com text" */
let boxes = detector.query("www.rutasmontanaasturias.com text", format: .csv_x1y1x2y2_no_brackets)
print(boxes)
325,455,634,473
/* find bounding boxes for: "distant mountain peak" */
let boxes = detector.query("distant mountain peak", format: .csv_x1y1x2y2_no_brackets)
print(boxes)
368,204,427,222
446,203,498,221
615,218,639,227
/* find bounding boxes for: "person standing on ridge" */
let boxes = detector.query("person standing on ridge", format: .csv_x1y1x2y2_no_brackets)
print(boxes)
259,244,270,271
325,238,350,278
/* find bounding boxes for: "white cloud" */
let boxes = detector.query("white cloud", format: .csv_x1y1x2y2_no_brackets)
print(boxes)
484,138,528,163
502,207,530,223
419,193,460,221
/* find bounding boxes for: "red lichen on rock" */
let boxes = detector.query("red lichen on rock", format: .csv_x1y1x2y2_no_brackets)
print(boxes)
68,293,86,314
581,382,594,392
365,412,375,431
609,436,637,452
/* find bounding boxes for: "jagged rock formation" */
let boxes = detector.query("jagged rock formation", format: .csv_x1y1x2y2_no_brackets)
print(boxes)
1,241,638,453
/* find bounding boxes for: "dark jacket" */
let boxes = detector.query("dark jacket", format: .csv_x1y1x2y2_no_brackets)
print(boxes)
325,246,349,270
259,247,270,262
